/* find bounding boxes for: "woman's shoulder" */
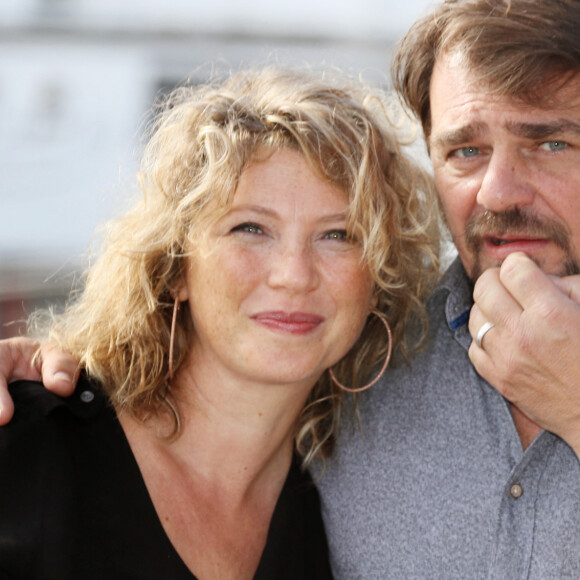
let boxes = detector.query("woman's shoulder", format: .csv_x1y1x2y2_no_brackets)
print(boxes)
0,376,194,578
7,374,105,425
1,374,109,461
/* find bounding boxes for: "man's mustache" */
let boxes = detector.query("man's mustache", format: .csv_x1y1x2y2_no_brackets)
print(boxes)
465,208,570,253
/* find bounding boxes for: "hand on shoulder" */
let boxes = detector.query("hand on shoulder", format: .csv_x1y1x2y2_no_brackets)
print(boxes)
0,337,79,425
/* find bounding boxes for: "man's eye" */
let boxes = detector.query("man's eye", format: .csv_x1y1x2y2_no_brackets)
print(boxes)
539,141,568,152
232,223,262,234
452,146,480,159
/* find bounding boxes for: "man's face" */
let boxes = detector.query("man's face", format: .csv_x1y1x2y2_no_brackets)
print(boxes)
429,53,580,281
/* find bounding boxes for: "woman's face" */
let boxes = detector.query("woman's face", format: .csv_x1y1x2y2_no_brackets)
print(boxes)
178,148,374,389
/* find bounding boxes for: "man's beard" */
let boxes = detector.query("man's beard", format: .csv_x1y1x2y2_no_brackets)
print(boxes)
464,208,580,281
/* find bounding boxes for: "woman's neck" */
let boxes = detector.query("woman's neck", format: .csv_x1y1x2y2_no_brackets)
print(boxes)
123,356,314,498
115,363,317,579
117,389,298,578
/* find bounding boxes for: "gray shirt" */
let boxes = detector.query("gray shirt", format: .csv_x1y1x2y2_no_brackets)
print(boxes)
317,258,580,579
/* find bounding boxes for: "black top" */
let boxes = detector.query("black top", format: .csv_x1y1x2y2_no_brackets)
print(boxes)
0,377,332,580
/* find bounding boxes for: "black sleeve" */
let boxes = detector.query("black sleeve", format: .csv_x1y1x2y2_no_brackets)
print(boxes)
0,382,86,580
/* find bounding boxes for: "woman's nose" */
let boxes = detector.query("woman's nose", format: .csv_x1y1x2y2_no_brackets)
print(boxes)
267,243,319,294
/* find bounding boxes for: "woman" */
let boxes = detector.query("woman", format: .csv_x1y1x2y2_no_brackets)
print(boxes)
0,67,439,578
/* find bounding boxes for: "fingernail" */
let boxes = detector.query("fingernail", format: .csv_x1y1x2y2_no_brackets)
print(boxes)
54,371,73,384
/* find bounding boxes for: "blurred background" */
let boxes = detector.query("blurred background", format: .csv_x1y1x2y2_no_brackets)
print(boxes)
0,0,435,338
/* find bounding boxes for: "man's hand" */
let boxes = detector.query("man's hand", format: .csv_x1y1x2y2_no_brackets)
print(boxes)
0,337,79,425
468,252,580,457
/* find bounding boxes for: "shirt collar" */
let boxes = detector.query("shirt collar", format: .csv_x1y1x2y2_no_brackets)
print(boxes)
433,256,474,347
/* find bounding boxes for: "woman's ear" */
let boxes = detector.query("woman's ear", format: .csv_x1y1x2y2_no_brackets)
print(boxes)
173,276,189,303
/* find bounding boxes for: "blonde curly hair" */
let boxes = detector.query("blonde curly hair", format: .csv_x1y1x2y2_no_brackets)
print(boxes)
33,66,441,466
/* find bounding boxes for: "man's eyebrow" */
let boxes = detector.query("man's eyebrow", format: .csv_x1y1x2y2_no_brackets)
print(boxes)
430,122,487,150
506,119,580,139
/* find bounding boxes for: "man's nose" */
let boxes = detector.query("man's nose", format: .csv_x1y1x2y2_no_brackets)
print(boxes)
476,151,536,212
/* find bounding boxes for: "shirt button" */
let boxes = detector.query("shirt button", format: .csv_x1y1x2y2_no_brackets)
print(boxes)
510,483,524,499
80,390,95,403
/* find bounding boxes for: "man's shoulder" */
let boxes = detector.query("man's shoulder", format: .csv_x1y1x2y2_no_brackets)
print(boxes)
365,259,473,401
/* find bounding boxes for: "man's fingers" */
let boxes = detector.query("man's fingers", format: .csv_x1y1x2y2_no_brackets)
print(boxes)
471,266,522,339
0,337,42,425
0,382,15,426
551,274,580,304
37,343,79,396
499,252,572,312
0,338,79,424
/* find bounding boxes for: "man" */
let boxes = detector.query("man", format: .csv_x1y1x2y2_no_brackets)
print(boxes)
317,0,580,577
1,0,580,577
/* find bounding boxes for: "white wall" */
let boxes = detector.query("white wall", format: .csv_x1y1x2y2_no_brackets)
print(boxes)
0,0,436,321
0,42,149,265
0,0,435,38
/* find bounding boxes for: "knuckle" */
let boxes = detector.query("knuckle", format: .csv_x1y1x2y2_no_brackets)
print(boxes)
472,269,497,302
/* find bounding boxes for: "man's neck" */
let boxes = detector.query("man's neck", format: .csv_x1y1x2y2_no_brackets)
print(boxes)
511,404,542,450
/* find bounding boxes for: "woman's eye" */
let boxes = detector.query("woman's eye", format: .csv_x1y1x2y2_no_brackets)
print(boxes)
231,222,263,235
539,141,568,152
451,146,480,159
324,230,348,241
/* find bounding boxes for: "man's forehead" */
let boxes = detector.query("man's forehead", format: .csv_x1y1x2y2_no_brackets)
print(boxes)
433,50,580,110
430,55,580,144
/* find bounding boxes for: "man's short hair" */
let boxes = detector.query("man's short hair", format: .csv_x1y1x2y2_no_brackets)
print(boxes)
392,0,580,138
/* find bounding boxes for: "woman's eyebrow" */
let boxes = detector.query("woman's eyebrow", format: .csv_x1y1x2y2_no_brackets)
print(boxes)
227,205,277,217
228,205,348,223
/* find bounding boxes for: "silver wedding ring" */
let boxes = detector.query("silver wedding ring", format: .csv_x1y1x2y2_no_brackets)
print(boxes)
475,321,495,349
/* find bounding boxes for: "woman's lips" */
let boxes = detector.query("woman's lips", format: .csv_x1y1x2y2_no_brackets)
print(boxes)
251,311,325,334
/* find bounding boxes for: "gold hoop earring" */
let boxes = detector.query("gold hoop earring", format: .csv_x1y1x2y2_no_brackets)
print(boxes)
168,296,180,381
329,309,392,393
